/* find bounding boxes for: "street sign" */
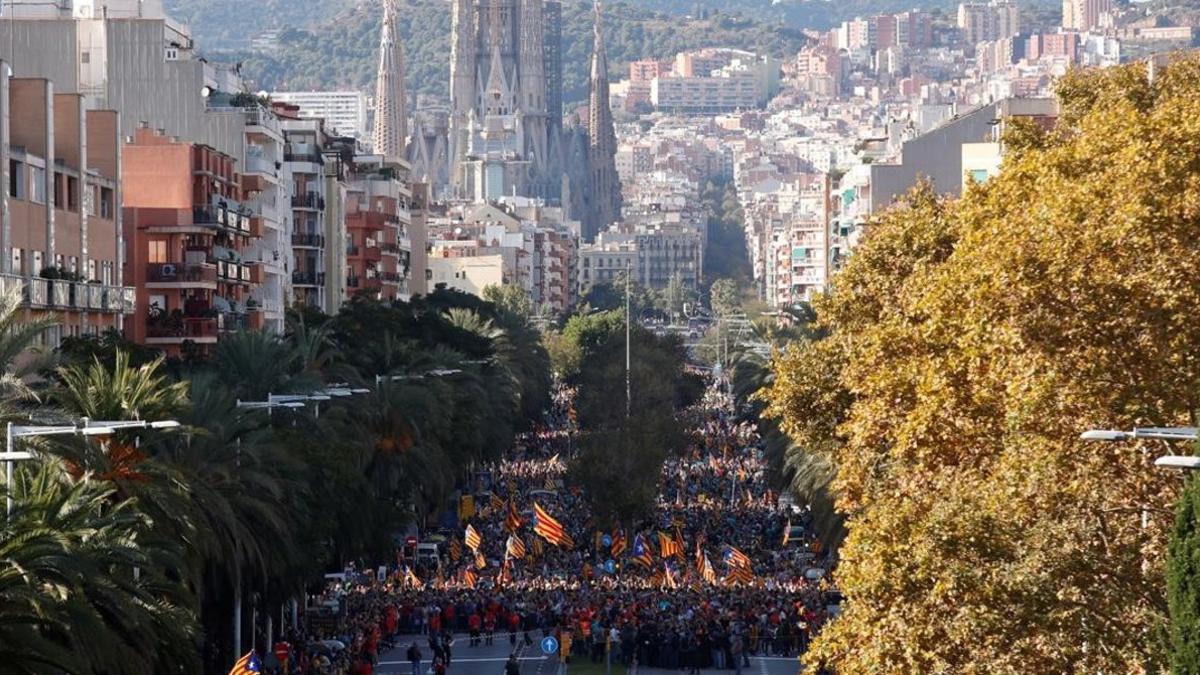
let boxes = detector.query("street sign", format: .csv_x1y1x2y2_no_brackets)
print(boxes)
541,636,559,655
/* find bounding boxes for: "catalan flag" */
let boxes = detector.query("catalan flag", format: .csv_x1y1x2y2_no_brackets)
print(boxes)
475,551,487,569
449,537,462,563
531,535,543,559
663,562,678,589
505,502,523,533
724,545,751,569
465,524,482,551
611,529,627,557
490,493,505,511
723,564,753,586
229,651,261,675
499,558,513,586
533,502,572,548
701,553,717,584
506,534,527,560
463,568,478,589
633,533,654,568
658,531,683,559
544,477,556,491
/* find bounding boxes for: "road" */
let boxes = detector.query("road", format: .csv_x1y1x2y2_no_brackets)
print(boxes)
375,633,801,675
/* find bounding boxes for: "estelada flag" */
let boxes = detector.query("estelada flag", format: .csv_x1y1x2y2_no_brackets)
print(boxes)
701,553,717,584
229,650,261,675
723,565,753,587
633,533,654,568
724,545,751,569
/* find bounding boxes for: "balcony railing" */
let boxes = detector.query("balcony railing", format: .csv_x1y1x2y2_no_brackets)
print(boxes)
292,233,326,248
146,316,218,340
346,276,361,289
146,262,218,284
291,193,325,210
292,271,326,287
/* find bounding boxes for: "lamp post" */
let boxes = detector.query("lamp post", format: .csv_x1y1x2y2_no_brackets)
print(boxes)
1,422,119,516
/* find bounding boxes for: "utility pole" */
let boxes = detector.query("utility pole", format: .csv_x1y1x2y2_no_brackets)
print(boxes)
625,261,631,419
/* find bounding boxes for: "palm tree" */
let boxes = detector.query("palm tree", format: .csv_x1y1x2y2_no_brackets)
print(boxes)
0,284,57,407
210,330,300,399
0,461,200,674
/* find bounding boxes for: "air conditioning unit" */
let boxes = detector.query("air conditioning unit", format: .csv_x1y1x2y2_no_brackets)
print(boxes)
159,264,177,278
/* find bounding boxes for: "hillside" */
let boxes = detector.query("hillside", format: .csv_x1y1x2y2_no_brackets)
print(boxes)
207,0,811,107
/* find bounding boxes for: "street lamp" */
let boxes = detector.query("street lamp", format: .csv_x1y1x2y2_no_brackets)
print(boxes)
2,422,119,516
1081,426,1200,468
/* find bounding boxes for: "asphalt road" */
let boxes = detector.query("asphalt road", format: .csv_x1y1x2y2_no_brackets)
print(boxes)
375,634,801,675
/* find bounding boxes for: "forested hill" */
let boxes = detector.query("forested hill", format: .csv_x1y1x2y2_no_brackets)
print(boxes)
182,0,811,106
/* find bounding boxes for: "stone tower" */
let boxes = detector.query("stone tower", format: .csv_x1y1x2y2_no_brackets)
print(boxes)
372,0,408,161
449,0,559,202
585,0,621,241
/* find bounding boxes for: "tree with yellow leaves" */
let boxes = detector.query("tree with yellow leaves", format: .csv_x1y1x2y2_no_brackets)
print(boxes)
761,56,1200,673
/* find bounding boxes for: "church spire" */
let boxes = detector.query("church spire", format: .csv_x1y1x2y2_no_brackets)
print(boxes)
586,0,621,242
372,0,408,161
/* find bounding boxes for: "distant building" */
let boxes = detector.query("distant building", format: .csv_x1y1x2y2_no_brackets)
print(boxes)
1062,0,1112,32
650,50,780,114
957,1,1021,45
270,91,370,139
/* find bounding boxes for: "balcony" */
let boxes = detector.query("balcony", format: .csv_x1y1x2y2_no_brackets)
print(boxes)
146,262,218,288
193,205,254,236
362,246,382,262
379,271,402,284
146,316,219,344
292,271,326,287
291,193,324,210
292,232,326,249
346,244,361,257
380,242,400,255
216,260,251,285
346,276,361,289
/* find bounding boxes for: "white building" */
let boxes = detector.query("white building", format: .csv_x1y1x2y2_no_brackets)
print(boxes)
270,91,370,139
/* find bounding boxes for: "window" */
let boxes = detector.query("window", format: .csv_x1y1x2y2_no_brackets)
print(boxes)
970,169,989,184
8,160,23,199
147,241,167,264
100,187,114,219
53,172,63,208
67,176,79,212
80,51,90,64
29,166,45,204
88,260,97,282
10,250,20,275
68,256,78,274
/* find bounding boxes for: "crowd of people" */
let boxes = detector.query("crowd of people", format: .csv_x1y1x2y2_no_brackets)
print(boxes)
274,381,837,674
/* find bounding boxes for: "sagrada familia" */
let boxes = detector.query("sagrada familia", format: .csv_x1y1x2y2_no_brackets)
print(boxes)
376,0,621,242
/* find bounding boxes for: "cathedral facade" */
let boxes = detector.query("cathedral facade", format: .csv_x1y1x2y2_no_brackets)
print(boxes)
449,0,561,203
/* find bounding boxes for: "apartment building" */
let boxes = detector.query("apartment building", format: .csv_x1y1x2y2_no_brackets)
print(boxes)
1063,0,1113,31
281,116,337,313
1,62,134,344
958,1,1021,45
122,126,262,355
342,151,415,303
650,53,781,114
270,91,370,139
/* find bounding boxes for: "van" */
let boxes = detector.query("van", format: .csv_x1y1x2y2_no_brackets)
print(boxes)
416,542,440,567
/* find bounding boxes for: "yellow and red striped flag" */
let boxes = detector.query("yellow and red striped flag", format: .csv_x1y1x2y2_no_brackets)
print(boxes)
404,567,422,589
506,534,527,560
490,493,505,511
465,524,482,551
723,565,753,586
663,563,678,589
533,502,572,548
449,537,462,562
724,546,751,569
611,529,627,557
781,519,792,547
229,651,261,675
463,568,478,589
658,531,683,558
475,551,487,569
505,502,523,533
